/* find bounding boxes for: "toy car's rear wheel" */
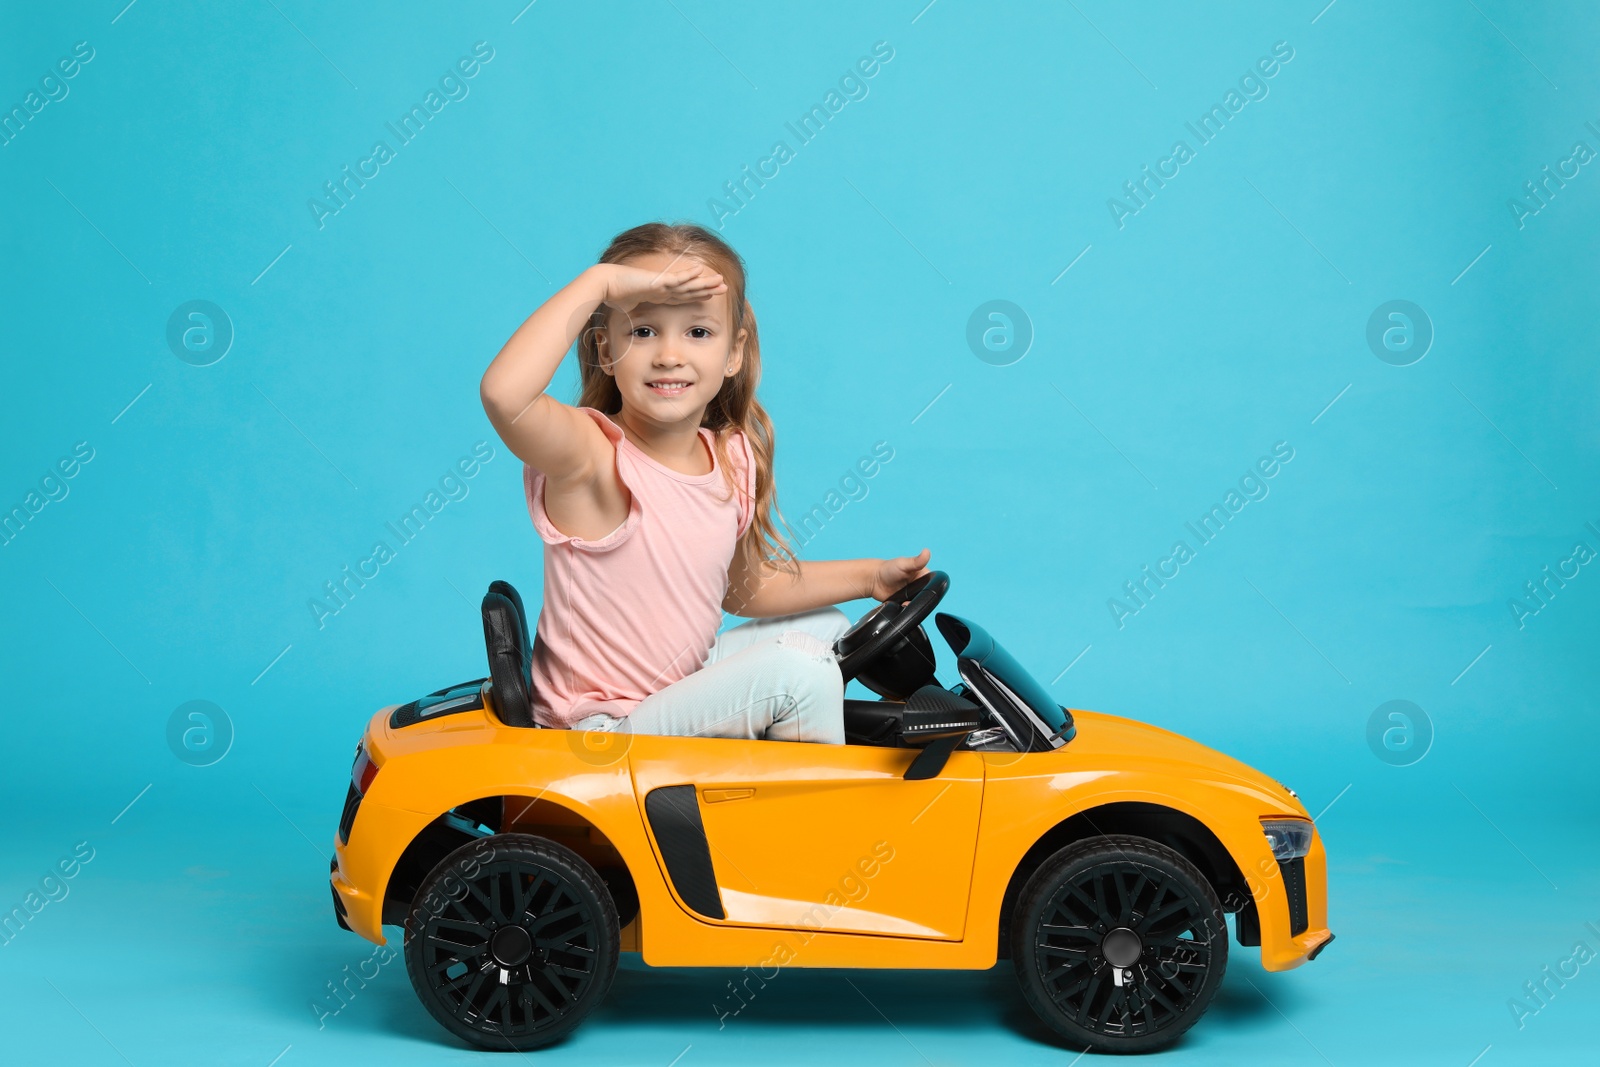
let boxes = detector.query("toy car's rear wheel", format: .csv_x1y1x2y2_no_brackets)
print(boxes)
403,833,619,1051
1011,835,1227,1054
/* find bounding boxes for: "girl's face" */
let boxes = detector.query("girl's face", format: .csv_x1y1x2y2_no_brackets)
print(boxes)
599,252,744,425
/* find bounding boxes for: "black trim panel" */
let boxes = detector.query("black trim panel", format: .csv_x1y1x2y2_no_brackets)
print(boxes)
1233,898,1261,946
904,732,969,780
337,783,361,844
644,785,724,920
331,878,351,931
1279,856,1308,936
330,856,351,931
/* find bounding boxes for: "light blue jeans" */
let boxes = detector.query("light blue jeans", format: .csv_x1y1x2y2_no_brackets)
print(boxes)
570,606,852,744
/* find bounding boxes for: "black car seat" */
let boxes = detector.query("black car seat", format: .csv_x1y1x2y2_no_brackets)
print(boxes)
488,579,532,667
481,581,539,728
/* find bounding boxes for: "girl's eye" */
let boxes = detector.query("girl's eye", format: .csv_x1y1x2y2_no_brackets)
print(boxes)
689,327,712,339
631,326,655,338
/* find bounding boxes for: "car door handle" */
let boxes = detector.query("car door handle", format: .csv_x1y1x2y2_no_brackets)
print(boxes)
701,788,755,804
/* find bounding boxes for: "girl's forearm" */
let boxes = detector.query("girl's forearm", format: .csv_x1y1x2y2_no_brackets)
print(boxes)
480,265,609,421
739,557,878,617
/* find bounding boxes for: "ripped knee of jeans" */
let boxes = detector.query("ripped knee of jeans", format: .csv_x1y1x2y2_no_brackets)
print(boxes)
777,629,837,663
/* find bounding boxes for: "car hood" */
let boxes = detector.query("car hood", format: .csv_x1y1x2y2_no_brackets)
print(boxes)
1058,709,1308,816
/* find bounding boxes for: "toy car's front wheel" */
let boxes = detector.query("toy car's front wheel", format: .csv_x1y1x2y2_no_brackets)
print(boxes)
1011,834,1228,1054
403,833,619,1051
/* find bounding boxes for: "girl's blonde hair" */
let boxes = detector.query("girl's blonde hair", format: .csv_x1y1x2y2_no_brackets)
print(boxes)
576,221,799,585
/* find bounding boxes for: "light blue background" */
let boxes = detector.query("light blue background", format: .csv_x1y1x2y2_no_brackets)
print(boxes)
2,1,1597,1064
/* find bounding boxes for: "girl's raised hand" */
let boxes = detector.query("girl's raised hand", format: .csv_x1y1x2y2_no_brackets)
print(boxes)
600,260,727,316
870,548,932,601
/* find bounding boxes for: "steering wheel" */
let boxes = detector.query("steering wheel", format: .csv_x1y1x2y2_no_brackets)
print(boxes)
834,570,949,682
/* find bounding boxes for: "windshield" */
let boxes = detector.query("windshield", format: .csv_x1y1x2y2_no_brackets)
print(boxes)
935,613,1072,742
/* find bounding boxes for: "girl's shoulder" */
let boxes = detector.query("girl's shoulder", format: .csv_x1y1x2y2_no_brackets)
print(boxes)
713,423,754,476
717,424,757,537
574,405,624,443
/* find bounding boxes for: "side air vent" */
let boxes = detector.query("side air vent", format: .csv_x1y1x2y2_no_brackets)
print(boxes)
644,785,724,920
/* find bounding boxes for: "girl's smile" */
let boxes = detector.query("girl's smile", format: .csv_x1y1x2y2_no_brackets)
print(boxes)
645,378,693,397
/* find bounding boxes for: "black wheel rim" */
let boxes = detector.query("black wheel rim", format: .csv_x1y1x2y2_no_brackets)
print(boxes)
416,857,602,1039
1032,859,1214,1040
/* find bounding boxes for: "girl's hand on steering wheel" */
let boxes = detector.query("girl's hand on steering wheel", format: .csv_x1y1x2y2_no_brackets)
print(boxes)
870,549,931,601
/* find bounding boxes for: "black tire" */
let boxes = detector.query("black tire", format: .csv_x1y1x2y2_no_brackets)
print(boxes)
403,833,619,1051
1011,834,1228,1054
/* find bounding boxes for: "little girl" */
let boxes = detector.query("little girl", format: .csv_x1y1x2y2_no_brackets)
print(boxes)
479,222,929,744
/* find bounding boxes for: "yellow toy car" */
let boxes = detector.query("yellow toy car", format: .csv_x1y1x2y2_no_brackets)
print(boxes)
329,572,1332,1053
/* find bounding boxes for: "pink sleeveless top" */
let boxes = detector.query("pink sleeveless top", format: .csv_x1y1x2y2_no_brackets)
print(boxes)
522,406,756,728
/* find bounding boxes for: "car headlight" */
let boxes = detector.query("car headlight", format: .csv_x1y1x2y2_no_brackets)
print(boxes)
1261,818,1314,862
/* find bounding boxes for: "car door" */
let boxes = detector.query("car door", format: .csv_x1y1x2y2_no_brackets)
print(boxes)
628,734,984,940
